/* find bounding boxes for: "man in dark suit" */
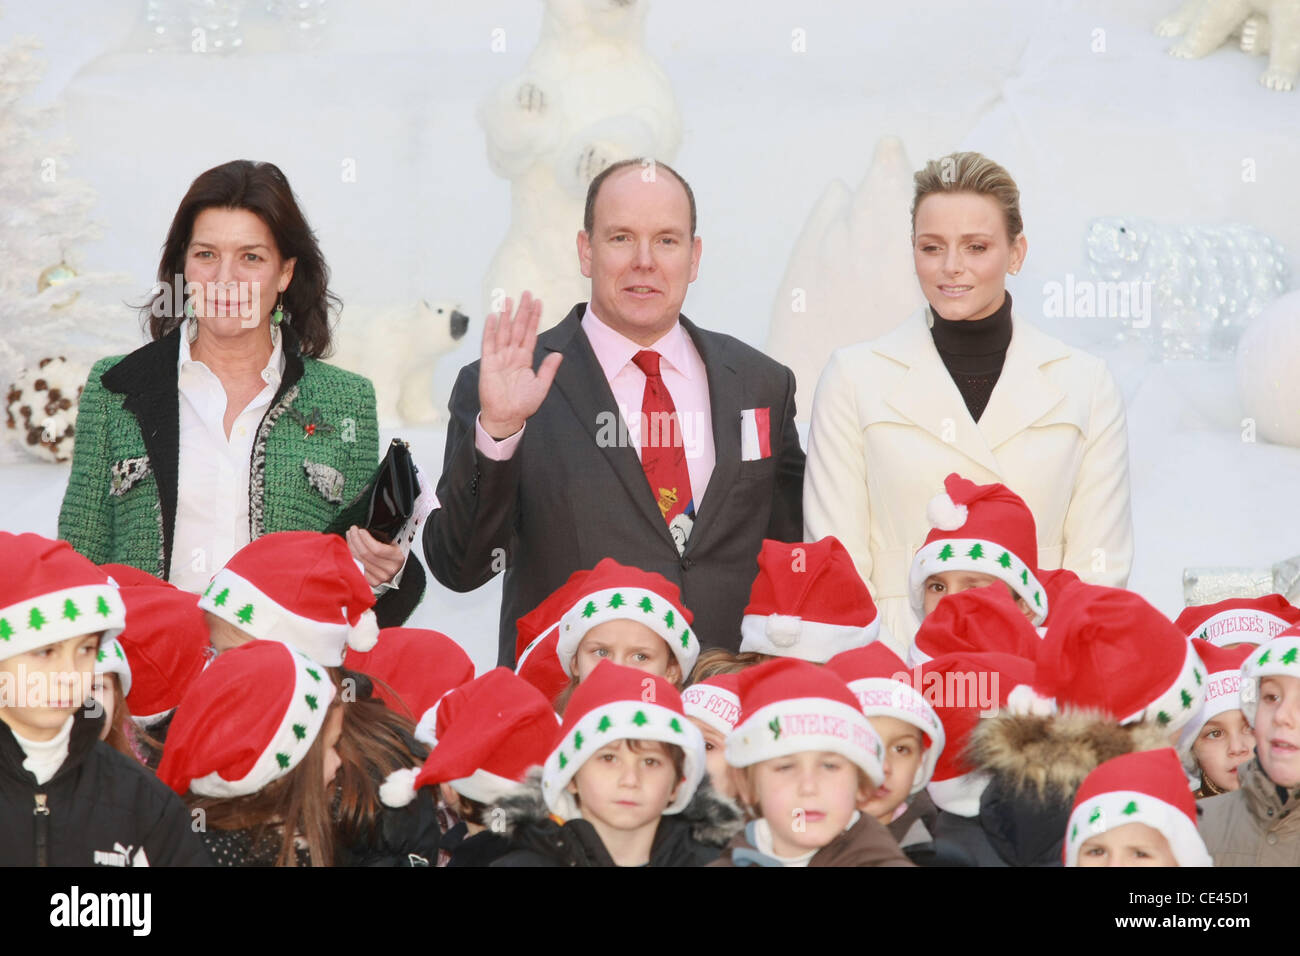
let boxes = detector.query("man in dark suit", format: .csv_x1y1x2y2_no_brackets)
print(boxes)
424,159,804,666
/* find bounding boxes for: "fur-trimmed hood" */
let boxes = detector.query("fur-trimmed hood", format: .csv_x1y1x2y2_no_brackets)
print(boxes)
490,767,745,849
966,709,1174,803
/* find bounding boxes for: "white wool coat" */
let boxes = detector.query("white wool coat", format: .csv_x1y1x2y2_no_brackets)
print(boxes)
803,306,1133,655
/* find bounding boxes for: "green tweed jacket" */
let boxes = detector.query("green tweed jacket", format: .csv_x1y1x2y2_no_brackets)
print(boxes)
57,325,424,625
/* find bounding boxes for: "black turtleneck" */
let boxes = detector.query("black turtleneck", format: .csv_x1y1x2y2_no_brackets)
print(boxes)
929,291,1014,423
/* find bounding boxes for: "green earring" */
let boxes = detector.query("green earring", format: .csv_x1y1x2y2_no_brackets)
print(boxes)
184,297,195,319
272,297,284,326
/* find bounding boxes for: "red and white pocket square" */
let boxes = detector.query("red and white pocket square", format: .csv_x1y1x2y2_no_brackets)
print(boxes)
740,407,772,461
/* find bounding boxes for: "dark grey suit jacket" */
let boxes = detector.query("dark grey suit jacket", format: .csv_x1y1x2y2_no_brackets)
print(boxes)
423,303,805,665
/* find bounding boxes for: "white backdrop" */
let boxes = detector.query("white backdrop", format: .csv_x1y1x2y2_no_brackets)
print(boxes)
3,0,1298,670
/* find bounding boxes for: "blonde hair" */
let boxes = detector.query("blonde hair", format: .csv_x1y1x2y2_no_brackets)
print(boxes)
687,648,770,684
911,151,1023,241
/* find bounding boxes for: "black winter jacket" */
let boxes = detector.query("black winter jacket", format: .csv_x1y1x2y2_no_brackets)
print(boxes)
489,770,744,868
0,711,212,866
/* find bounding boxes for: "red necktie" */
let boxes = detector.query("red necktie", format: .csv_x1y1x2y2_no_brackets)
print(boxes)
632,350,695,534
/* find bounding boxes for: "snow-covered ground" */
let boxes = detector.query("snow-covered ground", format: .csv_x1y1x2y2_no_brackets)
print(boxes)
3,0,1298,672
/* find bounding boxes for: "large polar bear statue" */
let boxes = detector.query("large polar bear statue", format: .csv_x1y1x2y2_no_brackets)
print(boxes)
478,0,682,329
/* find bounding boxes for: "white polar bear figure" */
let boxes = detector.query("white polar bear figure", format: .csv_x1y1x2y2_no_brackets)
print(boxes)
478,0,682,329
1158,0,1300,91
329,300,470,428
764,136,924,423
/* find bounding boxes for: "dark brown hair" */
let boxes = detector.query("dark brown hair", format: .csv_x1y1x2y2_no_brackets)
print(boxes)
142,159,340,358
583,158,697,238
332,679,426,848
98,674,140,763
186,700,338,867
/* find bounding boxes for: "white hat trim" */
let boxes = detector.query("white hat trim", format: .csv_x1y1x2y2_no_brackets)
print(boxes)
1064,789,1212,868
908,538,1047,625
95,637,133,697
1239,636,1300,725
726,696,885,787
0,583,126,661
926,769,990,817
557,586,699,678
1121,639,1204,733
199,569,352,667
681,683,742,737
542,699,705,821
1177,667,1246,756
189,647,336,798
738,613,878,663
1186,607,1290,647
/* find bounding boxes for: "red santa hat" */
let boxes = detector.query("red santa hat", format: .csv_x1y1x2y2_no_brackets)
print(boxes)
158,640,336,798
554,558,699,679
542,660,705,821
727,657,886,787
1064,748,1212,867
922,650,1046,816
908,583,1043,666
1238,626,1300,725
681,673,743,737
0,533,126,661
513,573,586,705
908,473,1048,625
116,586,211,726
197,531,379,667
343,627,475,738
1175,594,1300,648
380,668,560,808
99,563,176,589
739,537,882,662
1036,584,1205,732
1177,639,1254,769
826,642,945,793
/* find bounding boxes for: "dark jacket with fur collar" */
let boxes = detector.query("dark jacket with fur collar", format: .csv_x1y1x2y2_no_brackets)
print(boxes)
934,711,1172,867
489,769,744,867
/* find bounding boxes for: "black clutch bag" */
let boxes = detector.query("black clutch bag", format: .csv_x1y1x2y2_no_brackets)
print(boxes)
326,438,420,544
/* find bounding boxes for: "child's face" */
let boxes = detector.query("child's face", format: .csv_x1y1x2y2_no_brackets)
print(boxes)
0,633,101,742
922,572,1033,620
89,672,120,742
1191,710,1254,792
1076,823,1178,867
571,619,680,684
1254,675,1300,788
862,715,925,823
566,738,682,833
688,717,735,799
744,750,873,858
321,705,344,789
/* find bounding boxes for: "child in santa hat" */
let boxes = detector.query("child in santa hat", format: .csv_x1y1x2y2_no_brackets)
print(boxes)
1199,628,1300,866
491,660,739,866
712,657,911,867
158,639,343,866
515,557,700,711
90,636,137,762
1175,594,1300,649
1179,639,1256,798
1064,748,1213,867
826,642,944,848
379,667,560,866
0,532,211,866
682,672,743,799
909,473,1047,632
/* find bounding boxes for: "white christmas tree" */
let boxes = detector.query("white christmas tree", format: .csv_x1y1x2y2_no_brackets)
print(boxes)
0,31,134,461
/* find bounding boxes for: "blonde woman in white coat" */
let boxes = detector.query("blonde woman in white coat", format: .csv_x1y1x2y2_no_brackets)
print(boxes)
803,152,1133,656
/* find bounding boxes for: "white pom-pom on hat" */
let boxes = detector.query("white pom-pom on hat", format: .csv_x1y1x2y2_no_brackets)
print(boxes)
379,766,420,808
926,493,968,532
1006,684,1056,717
348,608,380,653
765,614,803,648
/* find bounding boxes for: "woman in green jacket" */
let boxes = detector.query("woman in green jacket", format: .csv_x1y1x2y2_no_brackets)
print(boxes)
58,160,422,625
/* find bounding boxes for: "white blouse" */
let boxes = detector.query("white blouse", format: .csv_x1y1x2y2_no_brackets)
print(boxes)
169,321,285,593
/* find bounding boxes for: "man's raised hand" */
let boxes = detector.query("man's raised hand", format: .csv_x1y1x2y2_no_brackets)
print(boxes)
478,291,563,439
